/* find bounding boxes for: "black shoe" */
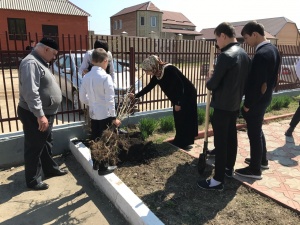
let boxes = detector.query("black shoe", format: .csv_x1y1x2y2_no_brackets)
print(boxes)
30,182,49,190
182,145,193,150
244,158,269,169
235,166,262,180
207,149,216,156
45,169,68,178
225,168,233,178
197,179,224,191
285,127,294,137
98,166,117,176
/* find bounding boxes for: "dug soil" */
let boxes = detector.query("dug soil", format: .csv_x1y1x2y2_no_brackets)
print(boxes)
111,101,300,224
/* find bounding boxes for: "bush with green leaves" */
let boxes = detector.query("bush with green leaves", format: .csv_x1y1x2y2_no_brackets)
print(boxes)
197,108,205,125
266,96,292,112
159,116,175,132
138,118,159,140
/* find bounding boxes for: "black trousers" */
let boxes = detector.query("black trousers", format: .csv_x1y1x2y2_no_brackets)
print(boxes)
91,117,114,140
212,109,239,183
242,101,269,172
17,106,59,187
289,101,300,128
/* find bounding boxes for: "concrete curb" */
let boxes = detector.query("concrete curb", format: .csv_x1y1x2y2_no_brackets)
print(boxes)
69,138,164,225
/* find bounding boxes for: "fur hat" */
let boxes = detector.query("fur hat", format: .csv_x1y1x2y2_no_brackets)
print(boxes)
39,37,59,51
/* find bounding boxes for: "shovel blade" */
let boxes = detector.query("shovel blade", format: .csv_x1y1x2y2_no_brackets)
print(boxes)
198,153,207,174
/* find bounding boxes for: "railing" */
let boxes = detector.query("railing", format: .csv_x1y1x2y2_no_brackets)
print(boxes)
1,33,300,133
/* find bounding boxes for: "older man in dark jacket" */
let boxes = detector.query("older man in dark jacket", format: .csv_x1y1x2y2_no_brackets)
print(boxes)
197,22,251,191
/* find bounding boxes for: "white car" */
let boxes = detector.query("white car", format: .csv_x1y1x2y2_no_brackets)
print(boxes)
52,53,142,110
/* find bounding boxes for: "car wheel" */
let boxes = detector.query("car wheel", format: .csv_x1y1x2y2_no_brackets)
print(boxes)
72,89,79,110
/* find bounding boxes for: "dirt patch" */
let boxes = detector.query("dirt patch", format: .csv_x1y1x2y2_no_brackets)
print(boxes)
81,100,300,224
113,140,300,224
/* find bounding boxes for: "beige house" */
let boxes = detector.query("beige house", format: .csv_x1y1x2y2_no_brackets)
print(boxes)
198,17,300,45
110,1,201,40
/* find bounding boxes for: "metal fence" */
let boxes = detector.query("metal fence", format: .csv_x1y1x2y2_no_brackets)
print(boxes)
1,33,300,133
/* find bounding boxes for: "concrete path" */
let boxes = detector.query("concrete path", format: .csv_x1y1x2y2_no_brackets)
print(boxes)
0,154,128,225
186,118,300,212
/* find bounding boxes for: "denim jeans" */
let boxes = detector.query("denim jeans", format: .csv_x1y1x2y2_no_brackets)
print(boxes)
242,101,270,172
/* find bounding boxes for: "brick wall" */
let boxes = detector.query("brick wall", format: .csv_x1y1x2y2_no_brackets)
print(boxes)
0,9,88,51
111,12,137,36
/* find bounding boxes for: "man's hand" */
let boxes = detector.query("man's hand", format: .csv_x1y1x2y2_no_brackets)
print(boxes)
243,106,249,112
174,105,181,112
113,119,121,127
38,116,49,132
82,69,89,76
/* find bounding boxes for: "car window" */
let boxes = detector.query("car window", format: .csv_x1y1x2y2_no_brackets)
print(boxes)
113,60,124,72
58,56,65,68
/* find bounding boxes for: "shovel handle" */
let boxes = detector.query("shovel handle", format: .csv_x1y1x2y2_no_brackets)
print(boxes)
204,45,215,141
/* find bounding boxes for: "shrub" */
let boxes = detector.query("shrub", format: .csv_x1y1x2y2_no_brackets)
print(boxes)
197,108,205,125
159,116,175,132
266,96,292,112
138,118,158,140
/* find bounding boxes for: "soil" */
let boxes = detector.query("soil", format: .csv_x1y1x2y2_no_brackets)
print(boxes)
110,101,300,225
76,99,300,224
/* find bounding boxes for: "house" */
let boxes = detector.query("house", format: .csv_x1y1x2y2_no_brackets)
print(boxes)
110,1,201,40
197,17,300,45
0,0,90,51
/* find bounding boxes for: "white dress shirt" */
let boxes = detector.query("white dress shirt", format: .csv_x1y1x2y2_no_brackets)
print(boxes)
79,66,116,120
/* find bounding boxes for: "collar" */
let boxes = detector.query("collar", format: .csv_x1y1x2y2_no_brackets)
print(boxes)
256,40,270,51
31,50,49,67
220,42,240,52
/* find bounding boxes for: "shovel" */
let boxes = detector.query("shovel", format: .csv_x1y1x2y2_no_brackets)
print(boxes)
198,45,215,175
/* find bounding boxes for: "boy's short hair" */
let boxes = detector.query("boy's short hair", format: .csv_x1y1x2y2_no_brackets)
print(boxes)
241,21,265,36
214,22,236,38
92,48,108,63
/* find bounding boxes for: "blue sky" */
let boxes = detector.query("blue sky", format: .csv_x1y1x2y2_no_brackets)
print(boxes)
69,0,300,35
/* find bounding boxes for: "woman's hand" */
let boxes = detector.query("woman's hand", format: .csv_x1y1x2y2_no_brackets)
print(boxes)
175,105,181,111
128,93,135,99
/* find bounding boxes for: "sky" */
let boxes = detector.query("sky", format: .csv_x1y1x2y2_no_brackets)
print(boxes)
69,0,300,35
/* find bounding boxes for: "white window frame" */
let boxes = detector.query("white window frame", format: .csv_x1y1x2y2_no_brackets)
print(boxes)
151,16,157,27
114,21,118,30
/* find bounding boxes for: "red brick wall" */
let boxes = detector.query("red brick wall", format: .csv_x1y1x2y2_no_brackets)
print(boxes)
111,12,137,36
0,9,88,51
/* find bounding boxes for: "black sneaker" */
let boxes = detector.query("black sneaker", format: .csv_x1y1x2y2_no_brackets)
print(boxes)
244,158,269,169
225,168,233,178
235,167,262,180
98,166,117,176
197,179,224,191
207,149,216,156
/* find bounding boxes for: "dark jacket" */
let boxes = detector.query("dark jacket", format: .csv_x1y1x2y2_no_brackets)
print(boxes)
206,42,251,111
243,43,280,108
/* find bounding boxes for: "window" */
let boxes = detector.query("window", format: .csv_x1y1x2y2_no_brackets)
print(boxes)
151,16,157,27
114,21,118,30
7,18,27,40
119,20,122,29
141,17,145,26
